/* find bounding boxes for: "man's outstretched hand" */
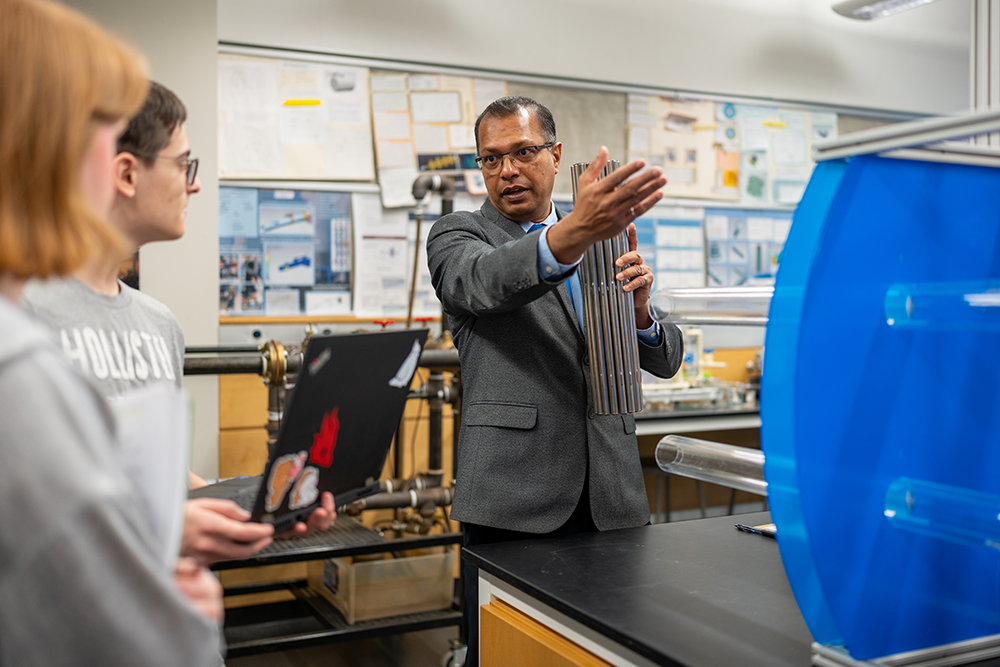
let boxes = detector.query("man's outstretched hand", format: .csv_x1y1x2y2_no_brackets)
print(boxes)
547,146,666,265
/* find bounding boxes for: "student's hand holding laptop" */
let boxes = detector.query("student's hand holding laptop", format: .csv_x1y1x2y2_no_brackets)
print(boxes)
183,498,275,565
275,490,336,539
183,493,337,565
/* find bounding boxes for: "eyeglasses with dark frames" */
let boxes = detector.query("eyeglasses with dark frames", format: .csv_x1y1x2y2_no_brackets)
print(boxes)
475,143,554,173
131,150,199,186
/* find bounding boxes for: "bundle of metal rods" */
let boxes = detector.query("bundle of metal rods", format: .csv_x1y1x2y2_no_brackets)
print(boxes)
571,160,643,415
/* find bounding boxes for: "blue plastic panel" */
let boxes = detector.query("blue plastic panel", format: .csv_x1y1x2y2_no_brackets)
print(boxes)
763,154,1000,659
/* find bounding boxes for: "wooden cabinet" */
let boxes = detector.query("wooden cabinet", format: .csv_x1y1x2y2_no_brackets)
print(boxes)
481,599,613,667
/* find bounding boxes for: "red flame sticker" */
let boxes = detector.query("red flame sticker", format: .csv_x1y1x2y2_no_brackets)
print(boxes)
310,407,339,467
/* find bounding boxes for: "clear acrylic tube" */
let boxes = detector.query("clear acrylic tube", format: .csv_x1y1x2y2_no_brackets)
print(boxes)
884,281,1000,331
648,286,773,327
884,478,1000,551
655,435,767,496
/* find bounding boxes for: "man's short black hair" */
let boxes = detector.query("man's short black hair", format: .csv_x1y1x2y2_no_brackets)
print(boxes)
117,81,187,161
474,96,556,153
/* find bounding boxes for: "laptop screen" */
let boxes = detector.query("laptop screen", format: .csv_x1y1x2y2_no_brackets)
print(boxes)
252,329,427,524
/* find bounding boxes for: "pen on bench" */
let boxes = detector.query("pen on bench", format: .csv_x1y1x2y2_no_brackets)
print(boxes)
735,524,776,539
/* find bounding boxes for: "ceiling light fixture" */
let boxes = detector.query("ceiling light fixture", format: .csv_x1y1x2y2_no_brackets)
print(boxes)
832,0,943,20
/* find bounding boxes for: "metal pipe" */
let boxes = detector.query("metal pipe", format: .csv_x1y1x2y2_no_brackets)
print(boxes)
345,487,453,512
655,435,767,497
813,107,1000,162
571,160,643,415
183,347,459,376
185,345,260,354
425,372,445,486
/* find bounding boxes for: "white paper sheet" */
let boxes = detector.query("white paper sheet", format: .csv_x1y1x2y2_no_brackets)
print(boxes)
109,384,188,568
413,124,450,153
219,60,279,112
747,217,774,241
305,290,352,315
265,289,301,315
353,238,409,317
327,100,366,124
324,127,376,180
352,192,408,237
372,92,409,112
408,74,440,91
449,124,476,149
371,74,407,91
628,127,650,153
279,104,325,145
474,78,507,114
771,133,807,165
773,219,792,243
410,91,462,123
378,166,419,208
705,215,729,240
373,111,412,140
377,140,416,168
221,124,284,175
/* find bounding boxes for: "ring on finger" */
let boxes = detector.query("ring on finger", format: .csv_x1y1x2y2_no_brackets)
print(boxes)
629,206,635,220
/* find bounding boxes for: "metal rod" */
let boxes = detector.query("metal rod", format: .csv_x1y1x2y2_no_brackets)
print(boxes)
183,347,459,376
814,108,1000,162
571,160,643,416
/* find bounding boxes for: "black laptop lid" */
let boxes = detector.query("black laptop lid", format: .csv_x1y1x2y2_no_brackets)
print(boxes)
251,329,427,525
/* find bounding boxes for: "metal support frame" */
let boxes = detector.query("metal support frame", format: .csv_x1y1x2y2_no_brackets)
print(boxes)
813,109,1000,162
972,0,1000,146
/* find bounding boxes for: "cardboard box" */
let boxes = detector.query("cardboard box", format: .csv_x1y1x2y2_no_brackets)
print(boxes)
308,550,455,624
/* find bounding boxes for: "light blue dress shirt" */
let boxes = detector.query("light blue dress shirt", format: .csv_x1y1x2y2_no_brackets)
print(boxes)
522,203,661,346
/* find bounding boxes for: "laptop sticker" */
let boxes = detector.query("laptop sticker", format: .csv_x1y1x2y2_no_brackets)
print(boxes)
265,450,307,512
310,407,339,467
289,466,320,509
388,339,421,388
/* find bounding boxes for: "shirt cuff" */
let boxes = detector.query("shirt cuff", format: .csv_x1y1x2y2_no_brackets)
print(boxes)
536,226,581,283
637,321,661,347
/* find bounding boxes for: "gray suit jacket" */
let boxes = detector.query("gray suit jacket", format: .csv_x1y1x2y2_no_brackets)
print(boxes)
427,199,683,533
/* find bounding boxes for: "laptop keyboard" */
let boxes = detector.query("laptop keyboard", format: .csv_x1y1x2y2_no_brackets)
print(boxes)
231,485,258,512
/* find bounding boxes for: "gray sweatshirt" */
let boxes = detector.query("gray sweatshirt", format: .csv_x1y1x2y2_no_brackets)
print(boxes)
0,296,222,666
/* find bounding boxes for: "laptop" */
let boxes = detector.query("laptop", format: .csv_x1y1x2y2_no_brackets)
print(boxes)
190,329,428,533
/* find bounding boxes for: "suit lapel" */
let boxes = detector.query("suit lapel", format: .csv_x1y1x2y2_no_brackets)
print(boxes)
551,206,584,340
481,198,584,340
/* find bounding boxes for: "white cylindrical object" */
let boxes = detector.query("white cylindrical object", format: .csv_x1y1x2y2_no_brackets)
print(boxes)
648,286,773,327
655,435,767,496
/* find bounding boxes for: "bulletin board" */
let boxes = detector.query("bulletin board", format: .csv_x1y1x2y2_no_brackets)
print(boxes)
368,70,507,207
217,44,910,320
219,184,353,316
625,95,838,207
218,54,375,180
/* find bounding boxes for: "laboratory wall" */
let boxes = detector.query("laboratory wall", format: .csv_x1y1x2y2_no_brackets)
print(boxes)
59,0,975,477
64,0,221,479
218,0,970,115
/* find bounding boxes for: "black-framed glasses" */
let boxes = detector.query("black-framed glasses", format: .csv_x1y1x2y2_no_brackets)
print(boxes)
131,151,199,186
475,143,554,173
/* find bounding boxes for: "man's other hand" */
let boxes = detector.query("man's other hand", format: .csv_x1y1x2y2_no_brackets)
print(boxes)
616,222,655,328
182,498,274,566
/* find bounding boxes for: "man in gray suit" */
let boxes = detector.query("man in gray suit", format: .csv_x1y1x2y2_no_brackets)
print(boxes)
427,96,683,663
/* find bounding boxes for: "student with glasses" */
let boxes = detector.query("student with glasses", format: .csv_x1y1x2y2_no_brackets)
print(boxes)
427,96,685,663
23,82,337,566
